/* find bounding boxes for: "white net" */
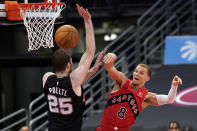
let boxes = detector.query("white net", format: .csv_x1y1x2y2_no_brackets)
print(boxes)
19,3,65,51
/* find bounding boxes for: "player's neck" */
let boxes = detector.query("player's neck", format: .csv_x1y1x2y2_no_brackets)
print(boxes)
131,83,144,90
111,83,121,93
56,70,69,78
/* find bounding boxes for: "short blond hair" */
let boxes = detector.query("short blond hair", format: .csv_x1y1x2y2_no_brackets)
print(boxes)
138,64,152,77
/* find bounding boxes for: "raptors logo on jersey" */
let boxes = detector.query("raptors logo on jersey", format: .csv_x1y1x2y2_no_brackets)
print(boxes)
137,92,143,98
106,93,139,118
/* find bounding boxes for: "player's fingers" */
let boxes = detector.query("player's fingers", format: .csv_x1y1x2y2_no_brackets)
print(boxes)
99,50,104,56
80,8,85,14
77,7,84,16
104,57,110,64
103,59,109,64
174,75,178,79
97,55,102,61
175,76,182,83
98,62,102,66
97,57,102,63
178,78,182,85
76,6,80,12
76,3,79,8
96,55,101,63
103,53,110,60
98,51,104,59
81,7,85,12
77,5,83,12
103,55,111,64
173,75,178,81
86,9,88,12
103,55,108,63
77,5,84,13
76,3,80,8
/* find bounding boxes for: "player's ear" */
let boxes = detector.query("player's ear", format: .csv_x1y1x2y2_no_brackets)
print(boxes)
146,76,150,82
68,62,72,68
66,62,71,70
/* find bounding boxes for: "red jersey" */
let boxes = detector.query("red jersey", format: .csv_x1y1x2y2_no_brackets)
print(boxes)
99,80,148,131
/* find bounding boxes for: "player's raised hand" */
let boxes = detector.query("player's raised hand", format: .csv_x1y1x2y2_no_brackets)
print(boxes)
93,51,104,71
103,53,117,65
172,75,182,87
76,4,91,21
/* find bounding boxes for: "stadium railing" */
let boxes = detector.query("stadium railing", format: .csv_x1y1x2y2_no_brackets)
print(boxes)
0,108,28,131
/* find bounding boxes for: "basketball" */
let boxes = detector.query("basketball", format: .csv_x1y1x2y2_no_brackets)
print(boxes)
55,25,79,50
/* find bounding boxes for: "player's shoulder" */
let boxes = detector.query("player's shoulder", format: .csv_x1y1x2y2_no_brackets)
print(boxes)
144,92,157,100
42,72,55,80
121,76,129,85
42,72,55,88
147,92,157,95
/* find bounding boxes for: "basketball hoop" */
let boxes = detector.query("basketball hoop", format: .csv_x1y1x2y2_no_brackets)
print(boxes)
19,2,65,51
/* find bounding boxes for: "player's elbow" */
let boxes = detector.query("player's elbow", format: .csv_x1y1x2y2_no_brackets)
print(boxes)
156,94,175,105
92,46,96,53
91,48,96,55
87,46,95,56
168,98,175,104
87,40,96,52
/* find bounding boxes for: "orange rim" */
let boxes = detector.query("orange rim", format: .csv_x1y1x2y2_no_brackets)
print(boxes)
19,2,65,9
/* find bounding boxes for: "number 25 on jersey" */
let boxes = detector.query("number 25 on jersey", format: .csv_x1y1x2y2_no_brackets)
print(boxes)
48,94,73,115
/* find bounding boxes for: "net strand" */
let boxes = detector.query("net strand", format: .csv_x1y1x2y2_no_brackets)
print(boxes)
20,4,65,51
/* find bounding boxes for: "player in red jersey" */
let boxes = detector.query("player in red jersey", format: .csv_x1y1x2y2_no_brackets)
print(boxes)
96,53,182,131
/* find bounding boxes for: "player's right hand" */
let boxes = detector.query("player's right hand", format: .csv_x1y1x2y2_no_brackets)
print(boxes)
172,75,182,87
76,4,91,21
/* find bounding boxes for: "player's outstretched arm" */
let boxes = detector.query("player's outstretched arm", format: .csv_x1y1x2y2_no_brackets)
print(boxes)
103,53,128,85
71,4,96,88
82,51,103,84
143,75,182,109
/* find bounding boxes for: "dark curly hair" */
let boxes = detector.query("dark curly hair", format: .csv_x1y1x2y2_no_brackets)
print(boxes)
52,49,71,72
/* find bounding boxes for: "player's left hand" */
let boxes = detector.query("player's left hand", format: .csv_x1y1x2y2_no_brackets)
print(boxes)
76,4,91,21
93,51,104,71
172,75,182,87
103,53,117,64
